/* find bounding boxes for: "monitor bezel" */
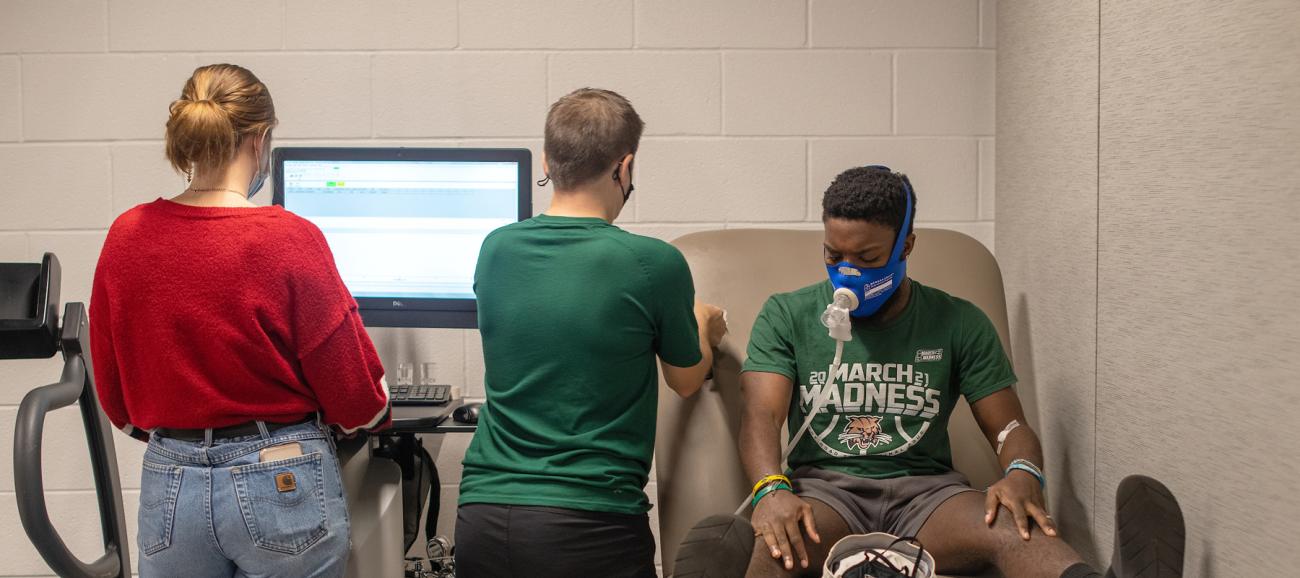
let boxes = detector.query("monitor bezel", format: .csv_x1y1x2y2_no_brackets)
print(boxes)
272,146,532,329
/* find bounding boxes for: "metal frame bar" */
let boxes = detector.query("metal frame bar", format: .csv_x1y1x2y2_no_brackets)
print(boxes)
13,302,131,578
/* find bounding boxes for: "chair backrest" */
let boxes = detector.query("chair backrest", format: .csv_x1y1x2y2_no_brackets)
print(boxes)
654,228,1015,576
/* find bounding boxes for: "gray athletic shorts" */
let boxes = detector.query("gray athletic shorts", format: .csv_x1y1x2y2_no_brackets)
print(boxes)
791,466,978,538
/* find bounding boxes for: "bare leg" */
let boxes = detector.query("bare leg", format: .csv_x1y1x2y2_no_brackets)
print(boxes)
917,492,1088,578
745,498,853,578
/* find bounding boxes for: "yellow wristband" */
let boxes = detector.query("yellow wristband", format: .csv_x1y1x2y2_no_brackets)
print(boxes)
751,474,792,496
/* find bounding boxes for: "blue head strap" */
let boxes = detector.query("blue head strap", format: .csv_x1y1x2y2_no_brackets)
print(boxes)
863,165,913,263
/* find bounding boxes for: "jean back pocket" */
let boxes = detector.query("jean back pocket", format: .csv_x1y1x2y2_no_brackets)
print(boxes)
231,452,328,555
138,462,183,556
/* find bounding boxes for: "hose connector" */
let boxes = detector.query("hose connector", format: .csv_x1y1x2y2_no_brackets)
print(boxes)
820,288,858,342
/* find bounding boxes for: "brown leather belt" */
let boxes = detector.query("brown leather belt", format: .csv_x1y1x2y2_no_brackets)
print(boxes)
154,415,316,441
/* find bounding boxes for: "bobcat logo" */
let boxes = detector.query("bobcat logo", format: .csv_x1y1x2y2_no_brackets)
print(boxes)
837,415,894,451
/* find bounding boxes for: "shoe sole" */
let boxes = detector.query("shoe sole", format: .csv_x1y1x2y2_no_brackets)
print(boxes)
673,514,755,578
1110,475,1185,578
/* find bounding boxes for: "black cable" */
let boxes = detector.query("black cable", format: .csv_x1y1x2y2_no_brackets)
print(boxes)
404,442,424,555
418,443,441,542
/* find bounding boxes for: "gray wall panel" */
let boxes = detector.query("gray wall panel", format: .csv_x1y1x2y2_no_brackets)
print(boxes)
1002,0,1300,574
1096,1,1300,574
996,1,1101,563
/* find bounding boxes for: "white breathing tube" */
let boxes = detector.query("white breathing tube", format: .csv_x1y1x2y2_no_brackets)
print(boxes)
737,287,858,514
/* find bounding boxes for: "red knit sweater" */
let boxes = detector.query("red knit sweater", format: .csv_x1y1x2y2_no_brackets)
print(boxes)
90,199,390,435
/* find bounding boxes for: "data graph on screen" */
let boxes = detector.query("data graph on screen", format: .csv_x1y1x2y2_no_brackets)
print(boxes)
281,159,519,300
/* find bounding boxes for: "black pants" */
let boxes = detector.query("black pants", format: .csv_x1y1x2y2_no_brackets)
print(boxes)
455,504,657,578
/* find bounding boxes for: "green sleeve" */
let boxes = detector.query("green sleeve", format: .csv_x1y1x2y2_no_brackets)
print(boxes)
472,226,502,295
742,295,798,380
956,302,1018,403
653,246,703,368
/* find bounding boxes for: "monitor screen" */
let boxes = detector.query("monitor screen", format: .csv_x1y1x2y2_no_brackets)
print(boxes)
273,148,531,328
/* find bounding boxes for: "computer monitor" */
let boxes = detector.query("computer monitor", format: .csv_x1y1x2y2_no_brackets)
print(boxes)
272,147,531,328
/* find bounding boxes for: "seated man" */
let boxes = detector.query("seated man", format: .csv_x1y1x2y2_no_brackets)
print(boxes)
687,166,1126,578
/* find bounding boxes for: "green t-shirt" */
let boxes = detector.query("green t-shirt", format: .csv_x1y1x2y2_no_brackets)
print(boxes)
459,215,702,515
743,280,1016,479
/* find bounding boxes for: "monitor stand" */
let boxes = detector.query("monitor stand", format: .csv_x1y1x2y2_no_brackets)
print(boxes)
339,435,405,578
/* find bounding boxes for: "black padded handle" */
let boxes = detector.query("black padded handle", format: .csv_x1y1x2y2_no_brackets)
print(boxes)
13,303,130,578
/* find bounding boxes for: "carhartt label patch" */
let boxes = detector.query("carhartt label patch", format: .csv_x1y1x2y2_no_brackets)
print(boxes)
275,472,297,492
915,348,944,362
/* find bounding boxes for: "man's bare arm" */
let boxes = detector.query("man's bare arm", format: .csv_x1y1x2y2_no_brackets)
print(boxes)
741,370,822,570
661,301,727,397
740,371,794,482
970,387,1057,539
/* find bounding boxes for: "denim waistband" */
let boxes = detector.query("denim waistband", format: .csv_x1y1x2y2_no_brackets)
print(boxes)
145,421,331,467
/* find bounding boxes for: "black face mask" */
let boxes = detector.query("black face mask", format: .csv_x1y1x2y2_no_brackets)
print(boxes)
613,160,634,206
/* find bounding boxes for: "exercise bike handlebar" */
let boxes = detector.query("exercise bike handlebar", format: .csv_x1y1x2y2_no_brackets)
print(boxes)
14,355,121,578
12,302,130,578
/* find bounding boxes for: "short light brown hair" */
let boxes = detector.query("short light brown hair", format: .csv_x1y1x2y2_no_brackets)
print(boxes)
543,88,644,190
165,64,277,176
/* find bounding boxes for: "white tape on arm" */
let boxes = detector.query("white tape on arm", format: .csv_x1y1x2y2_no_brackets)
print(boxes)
996,419,1021,456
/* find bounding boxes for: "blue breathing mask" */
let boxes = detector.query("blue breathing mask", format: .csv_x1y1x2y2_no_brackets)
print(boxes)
246,132,271,199
825,166,914,318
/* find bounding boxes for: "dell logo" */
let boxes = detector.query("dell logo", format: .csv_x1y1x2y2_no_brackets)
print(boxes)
392,300,404,307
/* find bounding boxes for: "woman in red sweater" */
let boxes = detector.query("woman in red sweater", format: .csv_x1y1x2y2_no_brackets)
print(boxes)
90,64,390,577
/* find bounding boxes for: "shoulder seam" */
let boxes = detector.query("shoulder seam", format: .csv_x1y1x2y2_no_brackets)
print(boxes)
602,229,657,303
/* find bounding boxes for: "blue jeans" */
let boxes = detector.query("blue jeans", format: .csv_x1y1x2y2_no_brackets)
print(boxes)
138,421,351,578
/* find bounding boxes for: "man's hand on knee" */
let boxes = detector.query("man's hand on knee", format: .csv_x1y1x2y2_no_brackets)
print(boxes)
751,491,821,571
984,471,1059,541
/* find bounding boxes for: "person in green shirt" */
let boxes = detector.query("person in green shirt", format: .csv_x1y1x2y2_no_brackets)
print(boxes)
683,166,1107,578
455,88,727,578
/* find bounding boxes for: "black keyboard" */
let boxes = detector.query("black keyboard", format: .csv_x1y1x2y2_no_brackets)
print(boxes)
392,383,451,406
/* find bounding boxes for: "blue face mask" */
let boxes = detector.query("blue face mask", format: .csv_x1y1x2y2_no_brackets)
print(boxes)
246,133,271,199
825,166,914,318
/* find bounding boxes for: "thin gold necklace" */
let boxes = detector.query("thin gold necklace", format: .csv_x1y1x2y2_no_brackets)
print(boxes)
185,187,248,198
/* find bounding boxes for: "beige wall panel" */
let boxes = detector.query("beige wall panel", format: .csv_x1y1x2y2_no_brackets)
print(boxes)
996,0,1100,562
1096,1,1300,575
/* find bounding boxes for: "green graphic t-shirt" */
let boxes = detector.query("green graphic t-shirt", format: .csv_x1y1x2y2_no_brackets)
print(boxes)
744,280,1015,479
459,215,702,515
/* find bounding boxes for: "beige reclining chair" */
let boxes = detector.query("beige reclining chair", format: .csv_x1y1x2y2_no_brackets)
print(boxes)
655,228,1017,578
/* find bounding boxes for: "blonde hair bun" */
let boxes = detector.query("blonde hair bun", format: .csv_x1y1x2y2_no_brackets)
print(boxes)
164,64,276,177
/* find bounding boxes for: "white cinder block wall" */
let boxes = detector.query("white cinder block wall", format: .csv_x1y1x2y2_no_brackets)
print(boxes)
0,1,996,575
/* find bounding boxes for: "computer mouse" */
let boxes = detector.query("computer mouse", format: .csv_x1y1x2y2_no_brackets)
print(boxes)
453,402,482,424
